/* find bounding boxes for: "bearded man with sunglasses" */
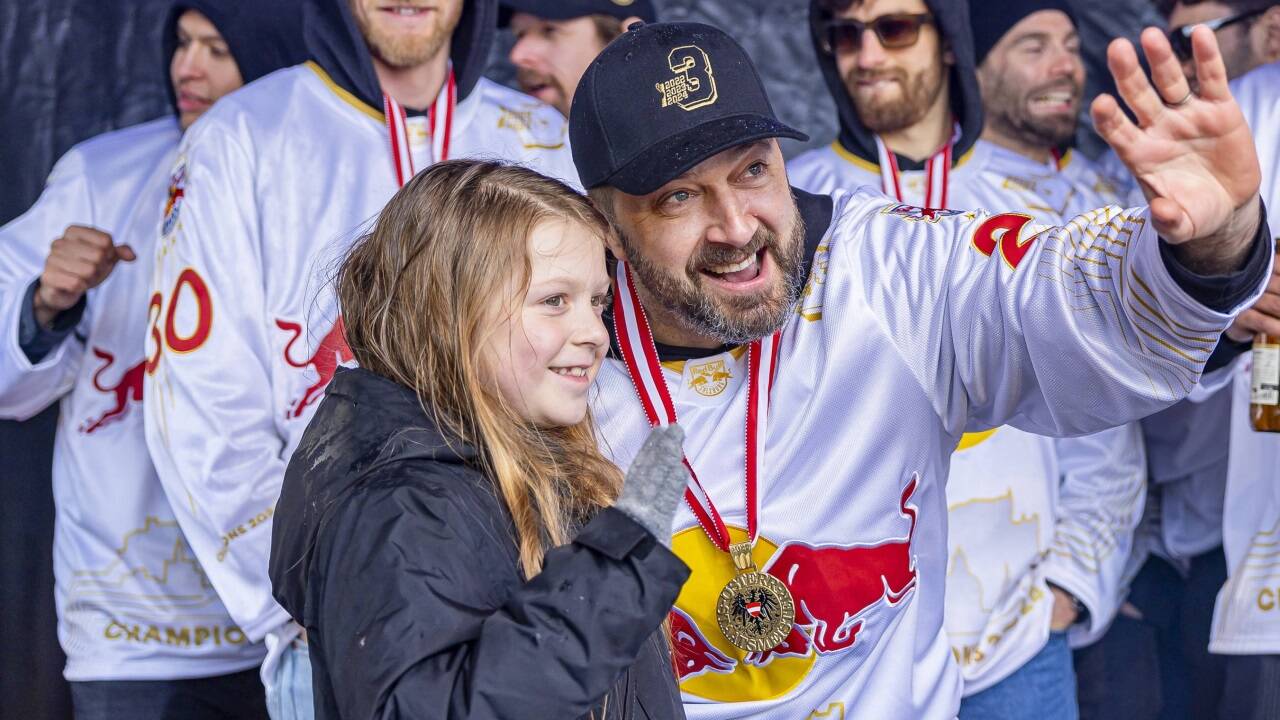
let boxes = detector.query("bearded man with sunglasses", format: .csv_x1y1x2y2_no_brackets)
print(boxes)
788,0,983,207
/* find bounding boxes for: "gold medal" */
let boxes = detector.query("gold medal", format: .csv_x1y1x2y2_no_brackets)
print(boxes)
715,542,795,652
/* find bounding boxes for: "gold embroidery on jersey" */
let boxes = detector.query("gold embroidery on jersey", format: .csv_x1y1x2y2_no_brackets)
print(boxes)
808,703,846,719
496,106,568,150
798,244,829,321
688,358,732,396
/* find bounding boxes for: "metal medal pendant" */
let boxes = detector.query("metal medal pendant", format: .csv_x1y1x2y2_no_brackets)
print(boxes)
715,542,795,652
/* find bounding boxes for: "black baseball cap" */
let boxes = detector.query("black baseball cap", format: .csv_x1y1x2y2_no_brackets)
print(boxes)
499,0,657,27
569,21,808,195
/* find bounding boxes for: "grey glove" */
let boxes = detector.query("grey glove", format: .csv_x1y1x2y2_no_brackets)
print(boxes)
613,424,688,547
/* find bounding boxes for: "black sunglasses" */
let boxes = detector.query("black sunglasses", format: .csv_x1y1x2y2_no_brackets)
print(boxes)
1168,7,1267,60
818,13,936,55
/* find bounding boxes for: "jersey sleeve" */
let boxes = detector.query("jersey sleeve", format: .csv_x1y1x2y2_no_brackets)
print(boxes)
844,196,1270,437
143,119,291,641
1041,422,1147,646
0,150,96,419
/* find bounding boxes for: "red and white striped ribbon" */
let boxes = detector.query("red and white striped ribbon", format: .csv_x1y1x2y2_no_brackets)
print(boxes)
874,123,959,209
613,262,781,551
382,67,456,187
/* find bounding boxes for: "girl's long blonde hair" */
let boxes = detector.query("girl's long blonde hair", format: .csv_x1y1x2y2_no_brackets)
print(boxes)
337,160,624,578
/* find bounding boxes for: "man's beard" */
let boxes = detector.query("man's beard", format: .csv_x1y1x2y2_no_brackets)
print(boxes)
619,206,807,345
846,61,945,133
351,0,461,68
986,76,1081,149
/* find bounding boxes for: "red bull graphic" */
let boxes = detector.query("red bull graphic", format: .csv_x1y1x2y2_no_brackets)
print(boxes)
762,475,919,655
670,606,736,680
80,348,145,434
668,474,920,701
276,317,352,419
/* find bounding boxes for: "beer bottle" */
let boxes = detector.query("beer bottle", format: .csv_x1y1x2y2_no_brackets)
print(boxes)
1252,333,1280,432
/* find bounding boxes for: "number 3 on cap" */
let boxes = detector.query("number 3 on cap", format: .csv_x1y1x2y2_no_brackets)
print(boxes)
971,213,1038,270
657,46,718,111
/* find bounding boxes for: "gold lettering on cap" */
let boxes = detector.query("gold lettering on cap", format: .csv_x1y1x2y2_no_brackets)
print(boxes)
655,45,718,111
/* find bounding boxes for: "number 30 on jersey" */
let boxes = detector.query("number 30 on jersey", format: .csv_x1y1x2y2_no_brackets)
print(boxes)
146,267,214,374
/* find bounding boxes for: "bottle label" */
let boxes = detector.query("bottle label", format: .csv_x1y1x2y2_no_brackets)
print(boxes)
1253,344,1280,406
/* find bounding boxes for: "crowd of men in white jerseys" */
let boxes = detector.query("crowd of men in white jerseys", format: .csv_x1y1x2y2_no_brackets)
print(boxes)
2,0,1278,718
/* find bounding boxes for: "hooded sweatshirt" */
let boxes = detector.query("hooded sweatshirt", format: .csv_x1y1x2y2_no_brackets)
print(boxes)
788,0,985,203
143,0,579,649
0,0,303,682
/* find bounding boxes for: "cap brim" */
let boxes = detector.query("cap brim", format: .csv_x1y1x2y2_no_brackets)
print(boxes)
601,113,808,195
498,1,586,26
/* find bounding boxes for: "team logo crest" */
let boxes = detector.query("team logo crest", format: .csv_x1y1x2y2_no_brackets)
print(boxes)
881,203,964,223
657,45,718,111
689,358,731,397
162,161,187,237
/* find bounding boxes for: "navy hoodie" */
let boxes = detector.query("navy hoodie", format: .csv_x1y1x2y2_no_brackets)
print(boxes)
808,0,984,170
162,0,310,115
303,0,496,112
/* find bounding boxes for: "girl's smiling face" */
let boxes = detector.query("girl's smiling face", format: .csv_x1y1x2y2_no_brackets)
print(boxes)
484,219,612,427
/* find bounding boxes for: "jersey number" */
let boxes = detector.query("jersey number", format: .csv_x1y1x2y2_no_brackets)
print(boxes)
971,213,1038,270
146,268,213,374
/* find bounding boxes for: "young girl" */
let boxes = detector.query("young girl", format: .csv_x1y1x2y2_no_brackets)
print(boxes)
269,160,691,719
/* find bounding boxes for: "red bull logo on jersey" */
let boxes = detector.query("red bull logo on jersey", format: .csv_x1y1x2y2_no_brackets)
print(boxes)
79,348,145,434
276,317,352,419
669,474,921,701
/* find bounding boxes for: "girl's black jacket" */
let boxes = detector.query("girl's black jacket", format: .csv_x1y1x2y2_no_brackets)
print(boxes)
270,366,690,719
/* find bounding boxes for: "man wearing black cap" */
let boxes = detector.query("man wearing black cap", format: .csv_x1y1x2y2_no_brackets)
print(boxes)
504,0,655,117
0,3,304,718
572,18,1272,719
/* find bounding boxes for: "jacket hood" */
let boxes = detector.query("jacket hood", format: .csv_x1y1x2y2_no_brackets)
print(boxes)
162,0,310,118
808,0,984,170
303,0,496,112
270,366,478,618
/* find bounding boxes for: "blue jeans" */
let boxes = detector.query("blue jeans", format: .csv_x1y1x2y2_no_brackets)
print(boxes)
265,641,314,720
1073,549,1227,720
959,632,1079,720
71,668,268,720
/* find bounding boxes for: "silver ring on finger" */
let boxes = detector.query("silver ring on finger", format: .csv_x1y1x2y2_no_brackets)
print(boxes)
1165,89,1194,107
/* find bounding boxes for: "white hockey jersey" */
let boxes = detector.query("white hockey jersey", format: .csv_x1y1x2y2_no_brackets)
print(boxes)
0,118,263,681
143,64,579,642
788,141,1146,694
1209,60,1280,655
593,182,1262,719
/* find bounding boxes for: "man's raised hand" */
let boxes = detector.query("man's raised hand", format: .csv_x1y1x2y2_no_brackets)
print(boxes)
1094,26,1261,273
33,225,136,327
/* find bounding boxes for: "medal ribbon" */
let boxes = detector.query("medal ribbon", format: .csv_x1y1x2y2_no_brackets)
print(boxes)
613,262,781,552
382,67,456,186
874,122,960,208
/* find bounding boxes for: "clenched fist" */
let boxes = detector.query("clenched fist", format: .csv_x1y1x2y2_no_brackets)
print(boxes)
33,225,136,327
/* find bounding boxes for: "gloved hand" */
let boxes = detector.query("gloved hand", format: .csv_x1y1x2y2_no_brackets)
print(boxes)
613,424,688,547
